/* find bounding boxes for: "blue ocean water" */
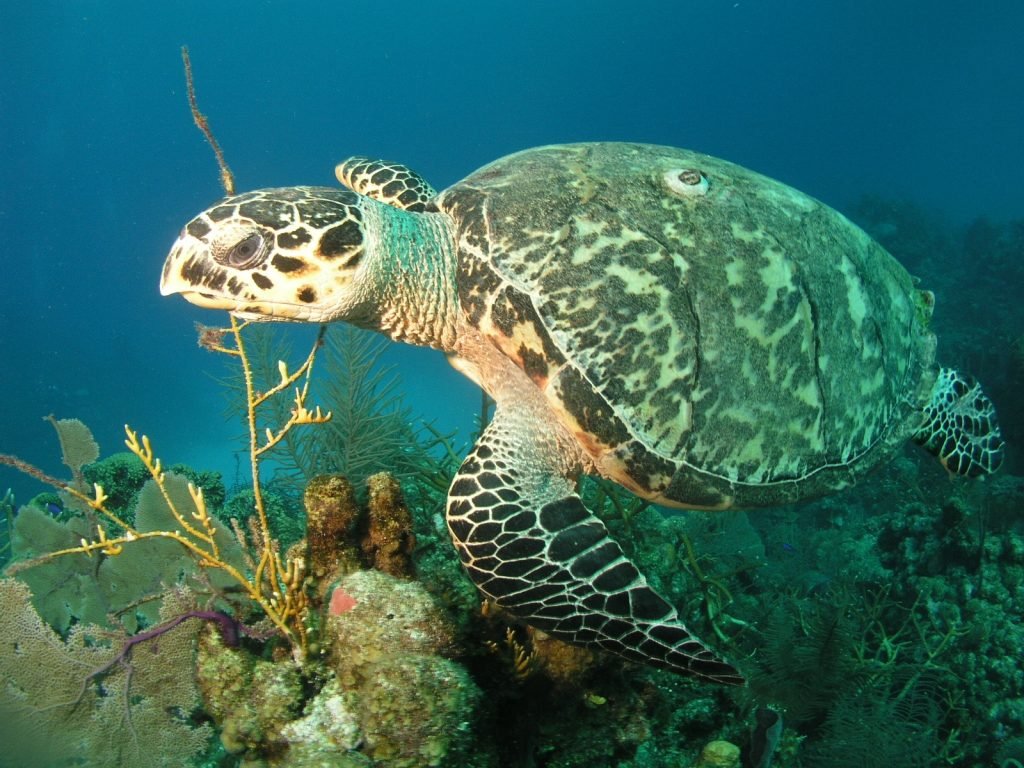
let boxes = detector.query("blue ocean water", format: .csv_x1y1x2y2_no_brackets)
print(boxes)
1,0,1021,499
1,2,1023,766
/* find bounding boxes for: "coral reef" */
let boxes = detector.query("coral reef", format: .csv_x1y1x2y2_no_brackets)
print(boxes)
196,628,305,759
731,457,1024,765
12,419,1017,766
190,463,751,768
191,479,485,767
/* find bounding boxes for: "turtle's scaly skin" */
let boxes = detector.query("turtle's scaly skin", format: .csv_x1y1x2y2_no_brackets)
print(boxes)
335,156,436,212
161,143,1002,684
915,368,1003,476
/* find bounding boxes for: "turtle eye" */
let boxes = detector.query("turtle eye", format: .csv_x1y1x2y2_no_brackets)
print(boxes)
219,231,269,269
664,168,710,198
678,169,703,186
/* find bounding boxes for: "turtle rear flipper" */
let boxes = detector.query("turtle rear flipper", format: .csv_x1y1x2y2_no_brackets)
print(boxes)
446,406,743,685
914,367,1004,476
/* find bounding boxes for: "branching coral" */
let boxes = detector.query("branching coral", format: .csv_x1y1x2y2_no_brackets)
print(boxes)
1,316,330,659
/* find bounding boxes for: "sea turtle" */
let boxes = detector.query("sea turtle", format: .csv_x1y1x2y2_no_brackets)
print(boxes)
161,142,1003,685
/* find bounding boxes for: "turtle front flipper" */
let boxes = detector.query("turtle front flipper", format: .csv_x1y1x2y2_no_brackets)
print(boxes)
914,367,1004,476
446,407,743,685
335,156,436,212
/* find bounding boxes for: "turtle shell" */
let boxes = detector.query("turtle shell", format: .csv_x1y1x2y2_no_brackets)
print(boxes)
435,143,936,508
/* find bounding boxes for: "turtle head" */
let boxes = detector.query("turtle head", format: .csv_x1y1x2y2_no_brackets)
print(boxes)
161,186,369,323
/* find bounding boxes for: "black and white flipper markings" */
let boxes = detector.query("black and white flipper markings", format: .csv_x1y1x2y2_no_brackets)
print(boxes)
335,156,437,212
914,367,1004,477
446,407,743,685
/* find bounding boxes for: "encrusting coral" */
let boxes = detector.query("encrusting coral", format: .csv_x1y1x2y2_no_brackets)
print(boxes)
304,473,364,585
354,653,482,767
364,471,417,578
325,568,459,676
316,566,483,767
277,678,366,767
196,627,305,759
189,490,487,766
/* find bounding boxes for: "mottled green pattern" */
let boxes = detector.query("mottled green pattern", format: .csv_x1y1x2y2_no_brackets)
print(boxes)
439,143,935,506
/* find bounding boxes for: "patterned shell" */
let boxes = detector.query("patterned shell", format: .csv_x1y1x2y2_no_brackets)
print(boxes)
435,143,936,508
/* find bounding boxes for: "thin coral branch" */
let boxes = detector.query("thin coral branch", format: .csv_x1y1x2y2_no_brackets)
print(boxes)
125,428,215,548
0,454,66,489
195,316,328,656
0,453,133,536
233,319,327,584
252,325,328,408
181,46,235,195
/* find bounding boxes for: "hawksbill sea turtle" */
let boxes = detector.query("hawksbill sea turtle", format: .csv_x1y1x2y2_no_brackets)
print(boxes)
161,142,1004,685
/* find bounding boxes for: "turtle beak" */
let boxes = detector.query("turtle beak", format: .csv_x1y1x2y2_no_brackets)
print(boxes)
160,236,310,321
160,235,233,307
160,236,195,297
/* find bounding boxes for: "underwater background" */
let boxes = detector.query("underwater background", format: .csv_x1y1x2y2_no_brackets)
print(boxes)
1,2,1022,767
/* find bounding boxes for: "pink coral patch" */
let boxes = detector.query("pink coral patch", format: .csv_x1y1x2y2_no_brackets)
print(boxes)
329,587,358,616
